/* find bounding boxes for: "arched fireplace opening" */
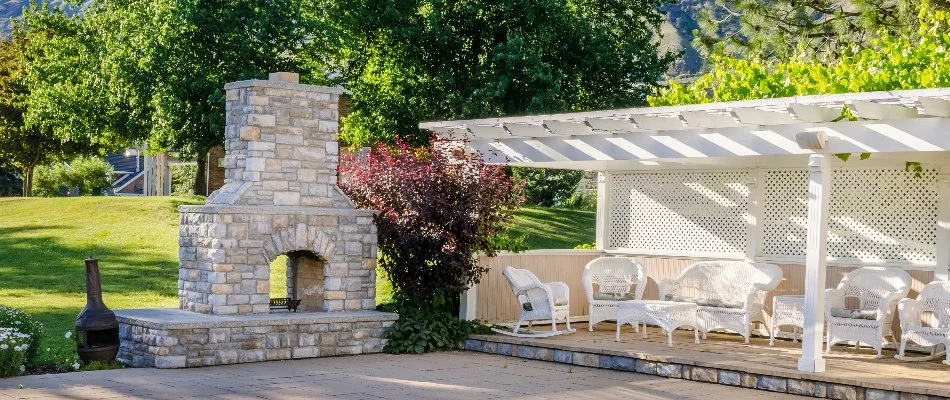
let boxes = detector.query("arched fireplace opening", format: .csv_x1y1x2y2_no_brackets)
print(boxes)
270,250,325,312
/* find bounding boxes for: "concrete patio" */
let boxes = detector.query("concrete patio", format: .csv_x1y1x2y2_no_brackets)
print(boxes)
465,323,950,399
0,352,804,399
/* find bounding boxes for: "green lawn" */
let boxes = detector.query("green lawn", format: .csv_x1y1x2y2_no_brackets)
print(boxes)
0,197,592,370
0,196,204,369
506,206,595,249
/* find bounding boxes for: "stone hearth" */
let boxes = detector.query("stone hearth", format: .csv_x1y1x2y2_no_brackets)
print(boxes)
117,73,397,368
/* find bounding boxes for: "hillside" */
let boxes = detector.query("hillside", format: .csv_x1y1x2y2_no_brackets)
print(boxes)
0,1,82,33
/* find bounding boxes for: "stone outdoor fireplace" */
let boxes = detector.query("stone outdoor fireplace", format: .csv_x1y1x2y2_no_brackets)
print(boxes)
115,73,397,368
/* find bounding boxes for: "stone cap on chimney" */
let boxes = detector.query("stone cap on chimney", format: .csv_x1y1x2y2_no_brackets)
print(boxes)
224,77,347,95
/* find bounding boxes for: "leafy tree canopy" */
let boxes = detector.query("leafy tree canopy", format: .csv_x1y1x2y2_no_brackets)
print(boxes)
20,0,314,160
651,3,950,106
694,0,919,60
0,22,92,196
312,0,677,146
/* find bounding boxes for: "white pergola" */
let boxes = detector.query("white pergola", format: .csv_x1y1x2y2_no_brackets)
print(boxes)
421,87,950,373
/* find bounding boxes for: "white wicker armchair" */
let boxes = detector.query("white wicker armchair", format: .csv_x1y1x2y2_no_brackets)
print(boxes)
825,267,911,358
491,266,575,338
897,280,950,364
659,261,782,344
582,257,646,331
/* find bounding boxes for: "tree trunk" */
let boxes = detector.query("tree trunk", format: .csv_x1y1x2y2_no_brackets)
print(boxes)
193,152,208,196
22,165,34,197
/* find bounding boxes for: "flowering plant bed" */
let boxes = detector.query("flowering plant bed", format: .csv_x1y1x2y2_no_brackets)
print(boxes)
0,327,31,377
0,306,42,363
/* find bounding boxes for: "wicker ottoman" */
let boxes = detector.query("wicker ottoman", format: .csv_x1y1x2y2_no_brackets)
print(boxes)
615,300,700,347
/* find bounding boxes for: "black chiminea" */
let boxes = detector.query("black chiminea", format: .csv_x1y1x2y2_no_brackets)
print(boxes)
75,257,119,364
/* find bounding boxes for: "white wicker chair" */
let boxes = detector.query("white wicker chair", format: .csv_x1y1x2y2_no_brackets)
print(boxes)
659,261,782,344
491,266,575,338
583,257,646,331
897,280,950,364
825,267,911,358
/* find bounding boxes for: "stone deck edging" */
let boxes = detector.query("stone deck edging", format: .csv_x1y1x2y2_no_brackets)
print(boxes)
465,335,948,400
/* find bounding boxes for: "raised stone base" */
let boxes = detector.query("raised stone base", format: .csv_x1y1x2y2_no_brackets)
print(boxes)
116,309,397,368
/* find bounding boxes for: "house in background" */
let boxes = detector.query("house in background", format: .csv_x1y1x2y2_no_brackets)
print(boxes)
105,149,203,196
105,150,145,195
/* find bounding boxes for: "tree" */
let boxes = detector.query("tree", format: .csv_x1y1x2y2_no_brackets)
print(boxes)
512,167,583,207
339,138,522,353
21,0,316,195
0,25,90,196
693,0,919,60
310,0,677,146
340,138,522,300
651,3,950,106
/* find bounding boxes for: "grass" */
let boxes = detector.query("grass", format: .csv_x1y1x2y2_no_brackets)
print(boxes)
0,197,592,370
506,206,596,249
0,196,204,370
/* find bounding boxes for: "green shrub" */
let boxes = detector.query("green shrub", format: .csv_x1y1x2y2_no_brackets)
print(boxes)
32,163,68,197
70,156,113,195
171,165,197,195
0,328,30,377
379,295,493,354
573,243,596,250
512,167,583,207
30,157,113,196
0,307,42,365
558,192,596,210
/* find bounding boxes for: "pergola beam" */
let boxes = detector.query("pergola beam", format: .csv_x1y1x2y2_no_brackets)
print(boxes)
420,88,950,132
474,118,950,165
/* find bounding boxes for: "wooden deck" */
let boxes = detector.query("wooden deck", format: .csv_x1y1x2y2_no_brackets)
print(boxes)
467,323,950,399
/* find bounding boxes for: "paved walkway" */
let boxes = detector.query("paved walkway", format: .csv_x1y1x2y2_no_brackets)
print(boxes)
0,352,807,399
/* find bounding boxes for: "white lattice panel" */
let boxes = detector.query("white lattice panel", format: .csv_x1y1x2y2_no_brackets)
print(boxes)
761,168,939,263
762,170,809,257
608,171,750,254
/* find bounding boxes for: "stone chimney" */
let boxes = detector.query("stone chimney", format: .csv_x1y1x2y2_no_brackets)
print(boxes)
207,72,349,208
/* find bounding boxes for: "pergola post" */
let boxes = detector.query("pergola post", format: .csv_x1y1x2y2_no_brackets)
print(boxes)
798,153,831,373
459,285,477,321
595,172,611,250
935,171,950,282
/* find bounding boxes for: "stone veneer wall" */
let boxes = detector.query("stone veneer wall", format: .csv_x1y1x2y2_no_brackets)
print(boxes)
178,206,377,315
117,310,396,368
